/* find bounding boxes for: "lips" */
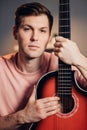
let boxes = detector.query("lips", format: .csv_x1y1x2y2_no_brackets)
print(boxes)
28,45,39,48
28,45,40,50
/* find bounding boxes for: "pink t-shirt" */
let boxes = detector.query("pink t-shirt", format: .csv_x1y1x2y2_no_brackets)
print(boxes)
0,52,58,116
0,52,87,117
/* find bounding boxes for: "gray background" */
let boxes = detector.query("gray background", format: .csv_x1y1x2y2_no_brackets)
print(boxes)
0,0,87,56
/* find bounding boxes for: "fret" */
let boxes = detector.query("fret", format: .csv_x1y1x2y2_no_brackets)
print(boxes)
58,79,71,82
58,87,72,90
58,77,71,80
59,32,70,34
58,81,71,87
58,87,71,89
58,83,72,85
59,18,70,20
58,90,71,92
58,90,72,93
59,11,69,13
60,3,69,5
58,76,71,79
58,77,72,80
58,80,72,83
60,25,70,27
58,68,71,70
59,67,71,70
58,93,72,95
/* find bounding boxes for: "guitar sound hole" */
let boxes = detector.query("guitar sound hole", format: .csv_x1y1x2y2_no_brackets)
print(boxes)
59,96,74,113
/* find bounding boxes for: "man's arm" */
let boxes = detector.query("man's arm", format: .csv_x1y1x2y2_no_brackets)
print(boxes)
73,53,87,80
54,36,87,81
0,87,60,130
0,110,25,130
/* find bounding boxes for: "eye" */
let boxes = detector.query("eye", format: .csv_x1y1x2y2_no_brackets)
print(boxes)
24,27,30,31
40,29,47,33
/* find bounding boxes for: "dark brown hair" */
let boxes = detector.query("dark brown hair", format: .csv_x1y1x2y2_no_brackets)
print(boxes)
15,2,53,32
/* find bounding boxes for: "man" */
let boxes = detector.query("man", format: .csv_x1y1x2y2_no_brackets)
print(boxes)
0,2,87,130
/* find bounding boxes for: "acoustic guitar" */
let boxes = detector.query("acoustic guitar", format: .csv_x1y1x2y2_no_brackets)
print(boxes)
30,0,87,129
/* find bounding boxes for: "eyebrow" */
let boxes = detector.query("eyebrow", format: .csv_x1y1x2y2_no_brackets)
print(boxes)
21,24,49,30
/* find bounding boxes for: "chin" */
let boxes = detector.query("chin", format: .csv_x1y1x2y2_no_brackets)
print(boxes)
24,48,44,59
25,52,42,59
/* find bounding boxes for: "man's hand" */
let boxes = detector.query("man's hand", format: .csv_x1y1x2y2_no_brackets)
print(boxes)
54,36,81,65
21,86,60,123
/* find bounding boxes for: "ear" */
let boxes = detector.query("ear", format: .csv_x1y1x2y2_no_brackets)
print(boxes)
12,26,18,40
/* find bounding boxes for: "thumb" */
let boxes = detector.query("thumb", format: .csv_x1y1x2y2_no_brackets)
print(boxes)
29,85,36,103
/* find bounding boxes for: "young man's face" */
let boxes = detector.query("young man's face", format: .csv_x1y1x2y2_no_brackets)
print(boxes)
14,14,51,58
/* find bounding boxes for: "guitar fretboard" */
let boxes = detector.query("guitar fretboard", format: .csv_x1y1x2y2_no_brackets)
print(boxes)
57,61,72,96
58,0,72,97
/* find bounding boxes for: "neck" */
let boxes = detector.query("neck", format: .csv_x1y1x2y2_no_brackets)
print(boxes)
16,52,43,73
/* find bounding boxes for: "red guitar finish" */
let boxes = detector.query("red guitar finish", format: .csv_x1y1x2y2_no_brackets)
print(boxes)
30,71,87,130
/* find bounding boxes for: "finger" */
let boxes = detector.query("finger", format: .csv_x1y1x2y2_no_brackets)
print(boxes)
54,47,60,53
29,85,36,103
41,96,60,104
43,100,59,108
45,104,59,112
46,104,62,115
54,42,62,48
55,36,68,42
46,108,60,116
35,96,60,110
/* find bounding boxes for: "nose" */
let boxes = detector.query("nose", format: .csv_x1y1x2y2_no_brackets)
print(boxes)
30,30,38,41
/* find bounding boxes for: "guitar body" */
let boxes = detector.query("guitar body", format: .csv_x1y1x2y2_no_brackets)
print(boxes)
30,71,87,130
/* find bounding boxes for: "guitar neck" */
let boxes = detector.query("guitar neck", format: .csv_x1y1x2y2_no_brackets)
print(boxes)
59,0,71,65
59,0,71,66
58,0,72,97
